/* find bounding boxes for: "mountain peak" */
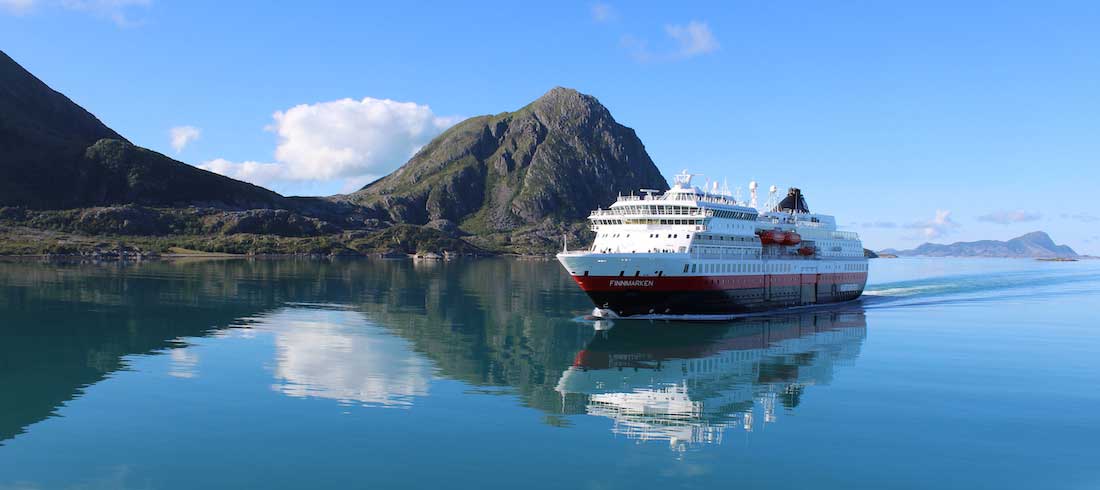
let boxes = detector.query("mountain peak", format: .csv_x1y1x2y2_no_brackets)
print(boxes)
533,86,595,106
346,87,668,252
523,86,613,131
1011,231,1054,245
885,231,1077,258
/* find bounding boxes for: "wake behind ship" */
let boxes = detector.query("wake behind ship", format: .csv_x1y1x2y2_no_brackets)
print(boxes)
557,171,868,317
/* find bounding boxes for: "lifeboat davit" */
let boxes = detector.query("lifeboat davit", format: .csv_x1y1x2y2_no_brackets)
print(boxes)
783,232,802,246
798,246,815,256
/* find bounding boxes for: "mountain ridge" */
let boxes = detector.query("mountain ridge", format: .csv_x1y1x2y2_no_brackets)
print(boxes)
339,86,668,252
880,231,1077,258
0,49,290,210
0,50,668,255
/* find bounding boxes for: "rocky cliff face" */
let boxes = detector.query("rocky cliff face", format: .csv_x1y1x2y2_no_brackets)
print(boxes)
881,231,1078,258
342,87,668,252
0,50,288,210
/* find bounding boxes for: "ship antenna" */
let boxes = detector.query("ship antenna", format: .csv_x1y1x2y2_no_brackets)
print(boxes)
749,180,758,209
763,184,779,211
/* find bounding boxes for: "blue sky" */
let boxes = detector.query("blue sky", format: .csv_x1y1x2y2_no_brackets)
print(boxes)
2,1,1099,253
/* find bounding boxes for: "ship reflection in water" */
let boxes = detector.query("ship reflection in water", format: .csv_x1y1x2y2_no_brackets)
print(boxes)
556,308,867,450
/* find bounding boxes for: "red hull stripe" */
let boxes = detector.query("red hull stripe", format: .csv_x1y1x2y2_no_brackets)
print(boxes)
572,272,868,292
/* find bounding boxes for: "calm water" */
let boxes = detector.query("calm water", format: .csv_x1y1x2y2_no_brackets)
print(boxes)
1,257,1099,489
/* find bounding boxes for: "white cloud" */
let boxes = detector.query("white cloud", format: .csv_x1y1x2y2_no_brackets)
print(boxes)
977,210,1042,225
860,221,898,228
906,210,960,240
0,0,36,15
665,21,719,58
270,97,459,180
1,0,150,25
61,0,150,26
591,2,615,22
339,175,381,194
198,158,285,187
201,97,459,194
1062,212,1099,223
622,20,720,62
169,125,201,153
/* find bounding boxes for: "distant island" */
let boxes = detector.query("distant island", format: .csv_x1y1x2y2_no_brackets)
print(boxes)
0,50,665,257
879,231,1077,259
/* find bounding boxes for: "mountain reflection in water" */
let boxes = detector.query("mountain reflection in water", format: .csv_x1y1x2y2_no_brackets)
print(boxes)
1,257,866,449
4,258,1099,490
557,310,867,449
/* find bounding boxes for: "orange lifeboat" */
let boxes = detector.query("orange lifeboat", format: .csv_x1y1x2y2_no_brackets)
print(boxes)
784,232,802,246
798,246,815,256
758,230,778,244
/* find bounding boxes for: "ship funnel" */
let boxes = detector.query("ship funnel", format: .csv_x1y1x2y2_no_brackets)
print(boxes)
774,187,810,213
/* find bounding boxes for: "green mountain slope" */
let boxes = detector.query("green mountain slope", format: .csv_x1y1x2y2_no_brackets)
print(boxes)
342,87,668,252
0,50,287,210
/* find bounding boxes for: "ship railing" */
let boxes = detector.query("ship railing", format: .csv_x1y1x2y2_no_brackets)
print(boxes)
690,250,763,260
795,229,859,240
759,251,816,260
590,209,707,217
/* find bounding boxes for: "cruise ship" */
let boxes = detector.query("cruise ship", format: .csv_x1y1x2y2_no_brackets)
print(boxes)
557,171,868,317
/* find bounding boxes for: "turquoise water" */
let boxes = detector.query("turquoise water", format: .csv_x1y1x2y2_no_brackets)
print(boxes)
1,257,1098,489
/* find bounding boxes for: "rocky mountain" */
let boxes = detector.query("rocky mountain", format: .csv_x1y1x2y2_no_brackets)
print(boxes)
341,87,668,252
1,49,668,255
880,231,1077,258
0,50,287,210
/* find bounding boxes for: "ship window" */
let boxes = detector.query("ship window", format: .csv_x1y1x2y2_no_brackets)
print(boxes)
583,271,589,276
619,271,624,276
635,271,640,277
691,264,697,273
683,264,689,273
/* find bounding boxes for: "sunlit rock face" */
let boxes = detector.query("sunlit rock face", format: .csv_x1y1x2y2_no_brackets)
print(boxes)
263,308,434,408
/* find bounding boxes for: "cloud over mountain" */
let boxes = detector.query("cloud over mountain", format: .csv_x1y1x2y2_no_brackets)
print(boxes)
666,21,719,58
3,0,152,26
590,2,615,22
977,210,1041,224
622,20,719,62
169,125,200,153
200,96,460,192
906,210,960,239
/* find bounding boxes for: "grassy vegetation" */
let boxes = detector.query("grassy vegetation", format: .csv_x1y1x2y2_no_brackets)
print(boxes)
0,222,500,257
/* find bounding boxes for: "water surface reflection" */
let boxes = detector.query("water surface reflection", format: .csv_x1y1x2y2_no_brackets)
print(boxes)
1,258,868,448
557,310,866,449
